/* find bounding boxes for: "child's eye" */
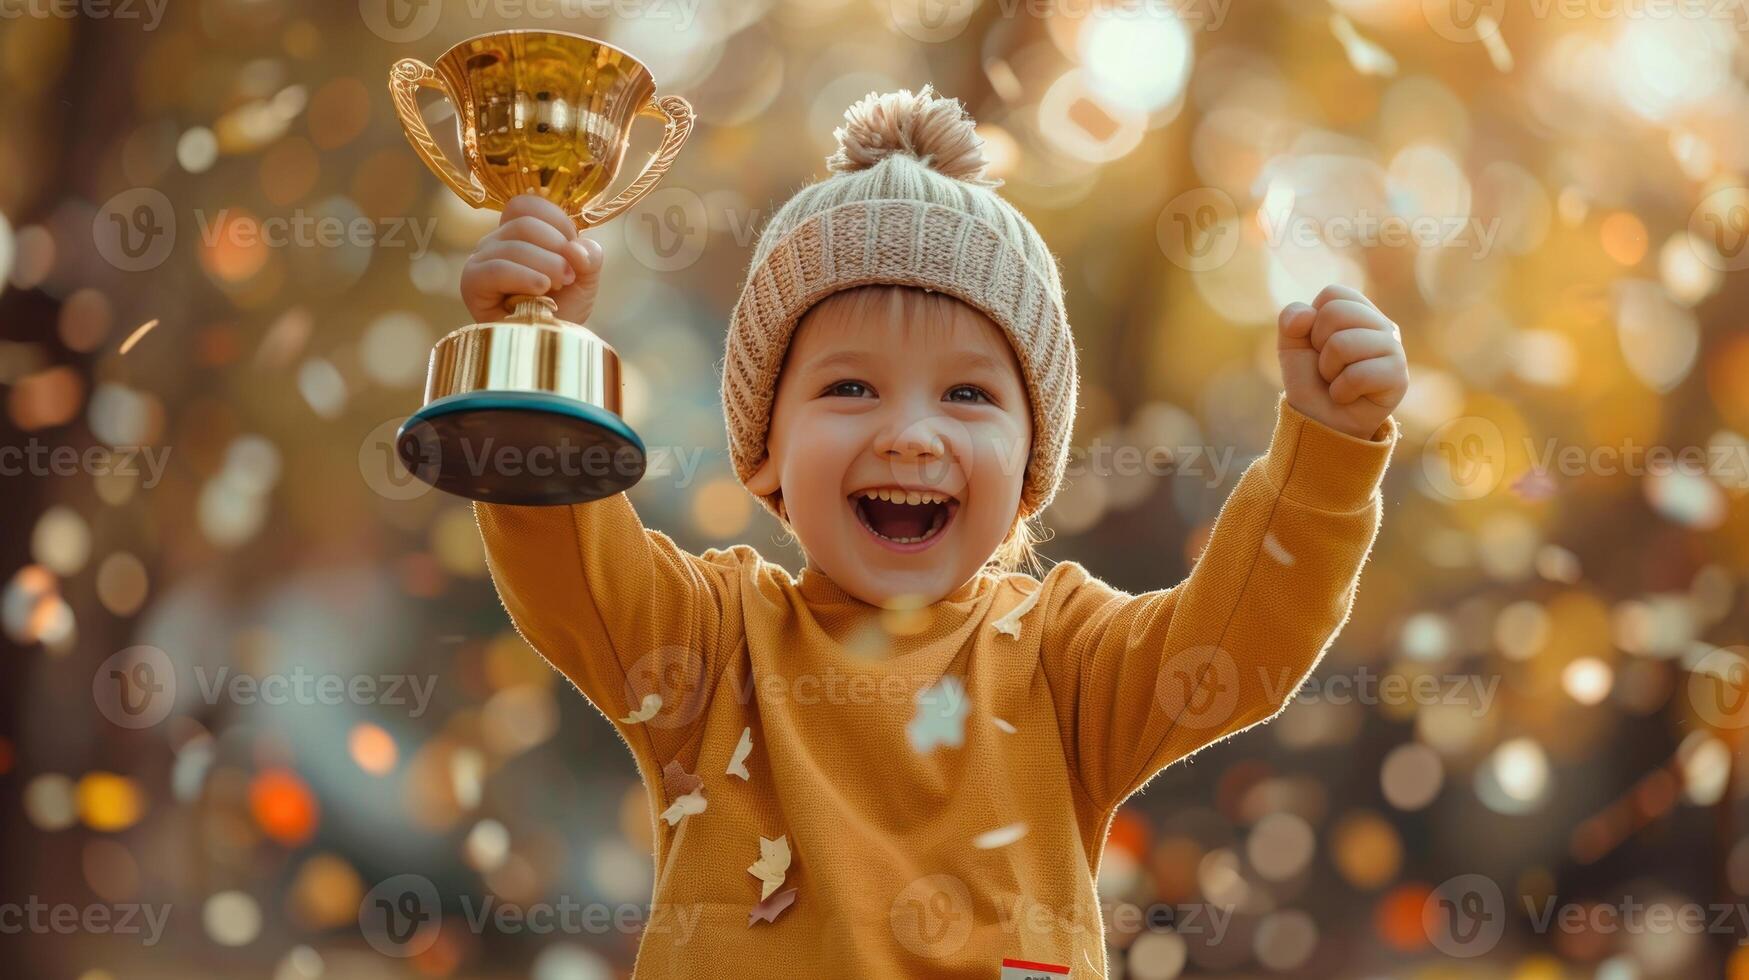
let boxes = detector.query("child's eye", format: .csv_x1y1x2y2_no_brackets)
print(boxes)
824,380,873,398
946,385,993,404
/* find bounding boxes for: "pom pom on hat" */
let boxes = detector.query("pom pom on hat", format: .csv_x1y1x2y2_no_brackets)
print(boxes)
825,84,1002,188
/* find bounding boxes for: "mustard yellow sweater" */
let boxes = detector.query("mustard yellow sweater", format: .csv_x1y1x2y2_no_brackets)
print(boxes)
475,396,1396,978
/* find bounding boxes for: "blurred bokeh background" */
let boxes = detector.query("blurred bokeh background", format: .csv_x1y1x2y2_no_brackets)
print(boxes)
4,0,1749,976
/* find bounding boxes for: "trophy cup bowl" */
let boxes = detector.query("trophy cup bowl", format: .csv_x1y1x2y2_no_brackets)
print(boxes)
388,30,694,505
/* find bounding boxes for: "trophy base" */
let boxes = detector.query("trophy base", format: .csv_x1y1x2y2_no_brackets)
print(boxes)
396,390,647,506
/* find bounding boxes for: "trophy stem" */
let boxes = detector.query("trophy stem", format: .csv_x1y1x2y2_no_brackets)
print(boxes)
506,294,561,323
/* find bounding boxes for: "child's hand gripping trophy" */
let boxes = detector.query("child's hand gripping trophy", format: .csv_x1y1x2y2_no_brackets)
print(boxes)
460,194,606,326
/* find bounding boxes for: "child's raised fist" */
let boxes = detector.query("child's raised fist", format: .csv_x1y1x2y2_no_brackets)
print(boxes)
1276,284,1408,441
460,193,603,326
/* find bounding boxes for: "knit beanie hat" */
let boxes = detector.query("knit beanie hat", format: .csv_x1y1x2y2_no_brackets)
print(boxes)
721,84,1079,525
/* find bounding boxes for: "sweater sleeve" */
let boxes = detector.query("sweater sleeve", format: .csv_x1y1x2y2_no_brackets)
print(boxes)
474,493,742,765
1038,395,1396,811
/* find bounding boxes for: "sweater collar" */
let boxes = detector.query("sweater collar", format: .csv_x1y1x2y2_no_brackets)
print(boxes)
795,564,992,609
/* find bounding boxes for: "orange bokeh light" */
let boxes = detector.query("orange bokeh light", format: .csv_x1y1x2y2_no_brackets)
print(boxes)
249,767,319,846
1376,883,1433,953
349,723,399,776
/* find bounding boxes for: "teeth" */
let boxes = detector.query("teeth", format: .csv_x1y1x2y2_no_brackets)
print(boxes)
857,488,951,505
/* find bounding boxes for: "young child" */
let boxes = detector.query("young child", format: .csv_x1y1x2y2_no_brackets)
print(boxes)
462,86,1405,977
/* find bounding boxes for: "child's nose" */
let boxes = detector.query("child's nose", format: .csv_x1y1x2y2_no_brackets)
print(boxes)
877,416,948,462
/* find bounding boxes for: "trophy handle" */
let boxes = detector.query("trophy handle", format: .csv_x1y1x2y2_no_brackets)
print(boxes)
390,58,495,209
576,95,695,229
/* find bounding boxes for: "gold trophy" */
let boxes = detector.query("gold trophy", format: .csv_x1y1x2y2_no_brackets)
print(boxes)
388,30,693,504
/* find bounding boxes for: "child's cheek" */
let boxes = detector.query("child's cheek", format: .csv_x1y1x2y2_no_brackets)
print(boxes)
967,422,1032,488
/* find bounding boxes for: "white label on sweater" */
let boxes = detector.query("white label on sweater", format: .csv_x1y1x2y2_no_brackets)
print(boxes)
1001,959,1070,980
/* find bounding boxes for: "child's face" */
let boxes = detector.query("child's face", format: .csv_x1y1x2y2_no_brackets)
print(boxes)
746,287,1033,609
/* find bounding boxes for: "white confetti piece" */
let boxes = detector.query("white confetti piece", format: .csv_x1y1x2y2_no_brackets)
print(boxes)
748,834,792,900
907,676,969,753
1331,13,1397,77
990,583,1043,639
1480,15,1513,72
992,717,1017,734
727,726,753,780
660,791,707,826
619,693,661,724
973,822,1028,849
119,318,159,355
1262,532,1295,566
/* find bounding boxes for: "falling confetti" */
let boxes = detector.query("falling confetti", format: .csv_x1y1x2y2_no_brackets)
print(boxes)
660,792,707,826
118,318,159,355
619,693,662,724
907,676,969,753
748,886,798,926
990,584,1042,639
991,717,1017,734
973,822,1028,849
726,727,753,780
660,761,707,826
1330,14,1397,78
1479,15,1513,72
747,834,791,901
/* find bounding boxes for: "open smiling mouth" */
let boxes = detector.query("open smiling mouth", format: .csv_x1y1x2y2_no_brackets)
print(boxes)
850,488,960,549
